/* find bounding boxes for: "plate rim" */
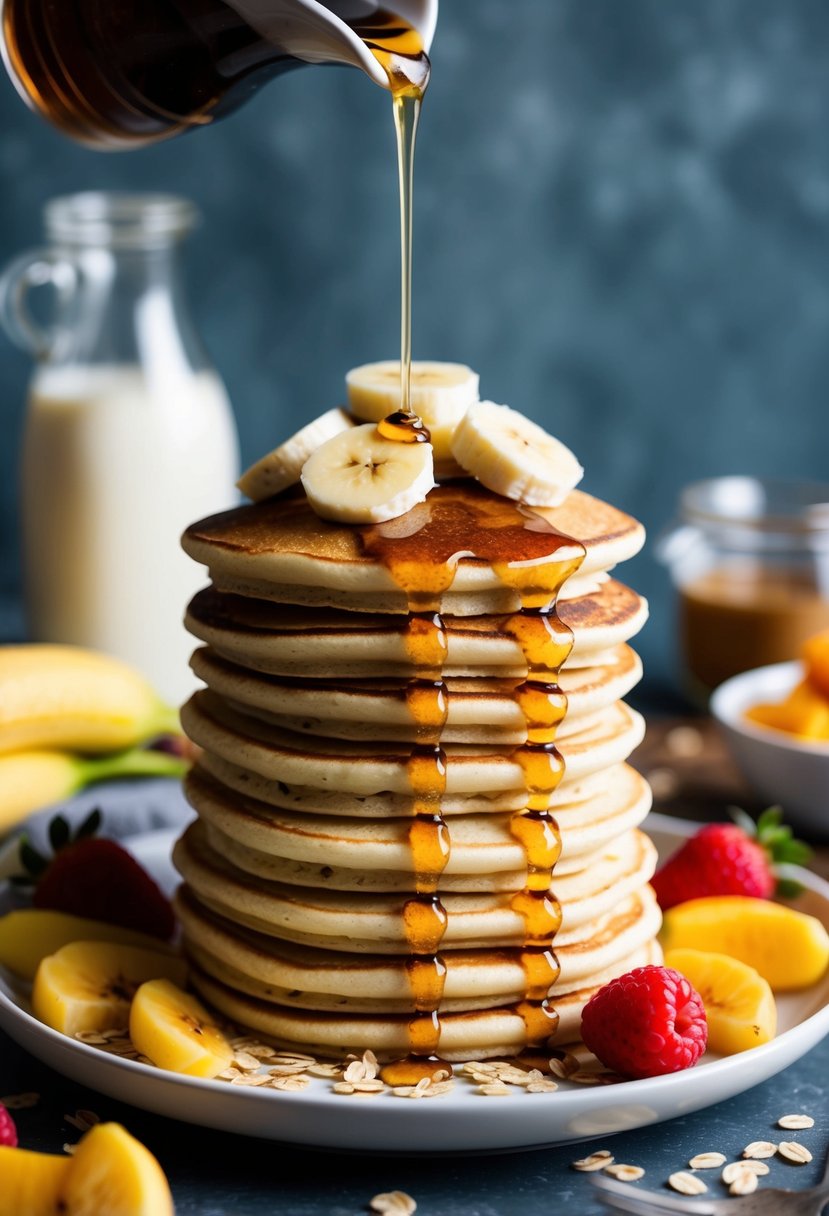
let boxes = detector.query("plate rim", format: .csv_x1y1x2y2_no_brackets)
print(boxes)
1,811,828,1150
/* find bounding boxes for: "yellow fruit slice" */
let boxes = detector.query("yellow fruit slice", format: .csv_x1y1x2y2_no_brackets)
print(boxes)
130,979,233,1078
660,896,829,990
59,1123,174,1216
32,941,187,1038
0,1145,71,1216
664,948,776,1054
0,910,174,982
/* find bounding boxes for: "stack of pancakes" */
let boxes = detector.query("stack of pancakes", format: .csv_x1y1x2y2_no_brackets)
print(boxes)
174,481,660,1062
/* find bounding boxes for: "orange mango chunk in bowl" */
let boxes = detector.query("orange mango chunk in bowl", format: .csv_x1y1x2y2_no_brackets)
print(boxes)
746,629,829,741
659,896,829,990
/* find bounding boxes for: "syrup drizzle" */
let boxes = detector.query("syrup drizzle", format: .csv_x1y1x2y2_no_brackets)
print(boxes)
361,11,430,417
360,484,585,1079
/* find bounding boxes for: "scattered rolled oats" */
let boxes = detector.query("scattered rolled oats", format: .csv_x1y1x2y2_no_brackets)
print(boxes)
568,1070,619,1086
1,1092,39,1110
63,1143,78,1155
688,1152,726,1169
668,1172,707,1195
64,1110,99,1132
268,1075,310,1092
727,1167,758,1196
548,1053,579,1079
571,1150,614,1172
604,1164,644,1182
307,1063,343,1079
369,1191,416,1215
722,1161,768,1183
778,1114,814,1130
229,1073,270,1087
478,1081,511,1097
344,1051,379,1084
232,1050,262,1072
778,1141,813,1164
743,1141,778,1159
526,1078,558,1094
666,725,705,758
333,1082,356,1095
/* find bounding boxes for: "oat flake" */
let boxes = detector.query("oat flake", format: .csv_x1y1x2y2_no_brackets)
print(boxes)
571,1150,613,1172
668,1172,707,1195
743,1141,778,1159
778,1141,813,1164
369,1191,417,1215
688,1152,726,1169
778,1114,815,1130
604,1164,644,1182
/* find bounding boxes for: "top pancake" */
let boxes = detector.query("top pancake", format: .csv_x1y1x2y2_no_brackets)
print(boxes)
182,482,644,616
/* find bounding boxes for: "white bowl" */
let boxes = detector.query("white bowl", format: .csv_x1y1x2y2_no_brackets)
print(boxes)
711,661,829,839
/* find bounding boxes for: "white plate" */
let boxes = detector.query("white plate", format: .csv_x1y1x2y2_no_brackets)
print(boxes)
1,812,828,1152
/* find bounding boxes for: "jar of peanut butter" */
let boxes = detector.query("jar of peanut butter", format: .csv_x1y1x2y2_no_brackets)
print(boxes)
659,477,829,702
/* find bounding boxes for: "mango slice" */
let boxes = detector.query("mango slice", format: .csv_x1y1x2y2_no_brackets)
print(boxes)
0,910,173,982
803,630,829,700
0,1146,70,1216
660,896,829,990
664,948,776,1054
130,979,233,1079
32,940,187,1038
60,1123,174,1216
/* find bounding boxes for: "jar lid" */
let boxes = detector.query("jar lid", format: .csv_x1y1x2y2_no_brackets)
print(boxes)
44,192,199,249
681,477,829,540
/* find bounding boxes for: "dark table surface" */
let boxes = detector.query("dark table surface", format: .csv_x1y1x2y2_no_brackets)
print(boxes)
1,719,828,1215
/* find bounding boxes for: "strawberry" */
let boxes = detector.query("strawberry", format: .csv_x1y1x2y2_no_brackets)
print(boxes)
0,1103,18,1147
16,810,175,941
581,965,707,1079
650,807,811,912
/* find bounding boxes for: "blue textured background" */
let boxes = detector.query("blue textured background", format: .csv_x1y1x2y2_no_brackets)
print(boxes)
2,0,829,694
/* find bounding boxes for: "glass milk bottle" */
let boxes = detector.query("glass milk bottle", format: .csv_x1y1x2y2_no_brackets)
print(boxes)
0,192,239,705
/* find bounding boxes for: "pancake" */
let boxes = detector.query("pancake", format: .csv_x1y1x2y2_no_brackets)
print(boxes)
185,579,648,678
180,690,646,798
189,935,663,1060
177,472,657,1064
176,884,662,1009
183,764,652,883
181,484,644,616
189,644,642,744
173,821,657,950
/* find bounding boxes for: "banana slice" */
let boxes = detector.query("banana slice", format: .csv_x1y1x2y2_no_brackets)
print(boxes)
301,422,435,524
237,408,354,502
346,361,479,463
130,978,233,1078
451,400,584,507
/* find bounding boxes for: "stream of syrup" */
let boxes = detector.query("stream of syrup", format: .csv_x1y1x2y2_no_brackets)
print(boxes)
360,11,431,416
359,485,585,1080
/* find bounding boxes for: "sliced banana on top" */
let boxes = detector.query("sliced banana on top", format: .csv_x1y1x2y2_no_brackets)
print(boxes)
346,360,479,463
301,422,435,524
237,408,354,502
451,400,584,507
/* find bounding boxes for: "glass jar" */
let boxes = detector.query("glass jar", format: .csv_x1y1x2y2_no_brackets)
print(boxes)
658,477,829,701
0,192,240,704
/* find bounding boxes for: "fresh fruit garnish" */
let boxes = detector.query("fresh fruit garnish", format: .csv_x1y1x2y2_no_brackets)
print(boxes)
346,360,479,465
450,400,583,507
0,749,188,836
17,810,175,941
0,1145,70,1216
237,408,354,502
650,807,811,911
301,422,435,524
663,948,776,1055
580,965,708,1079
0,1102,17,1147
659,896,829,990
32,940,187,1038
0,909,175,982
60,1122,174,1216
746,628,829,741
0,644,180,756
130,979,233,1078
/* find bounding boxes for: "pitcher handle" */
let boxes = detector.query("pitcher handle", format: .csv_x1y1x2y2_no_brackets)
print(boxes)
0,249,78,360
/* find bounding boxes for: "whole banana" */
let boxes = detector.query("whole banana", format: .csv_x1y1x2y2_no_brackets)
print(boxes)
0,645,179,756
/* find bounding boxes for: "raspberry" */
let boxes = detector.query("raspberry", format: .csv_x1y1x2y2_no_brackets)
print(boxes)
0,1103,18,1147
581,965,708,1079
